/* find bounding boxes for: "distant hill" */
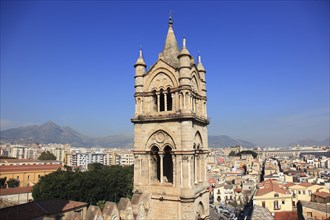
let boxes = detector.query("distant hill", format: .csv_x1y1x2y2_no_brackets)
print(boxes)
1,121,254,148
0,121,133,147
93,134,133,148
208,135,256,148
0,121,93,146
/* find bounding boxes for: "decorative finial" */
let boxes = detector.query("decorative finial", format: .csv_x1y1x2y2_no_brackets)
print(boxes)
139,48,143,57
169,10,173,26
198,51,202,63
183,37,186,48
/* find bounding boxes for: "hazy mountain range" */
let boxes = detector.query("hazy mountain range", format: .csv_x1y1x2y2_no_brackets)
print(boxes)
0,121,256,148
0,121,133,148
1,121,328,148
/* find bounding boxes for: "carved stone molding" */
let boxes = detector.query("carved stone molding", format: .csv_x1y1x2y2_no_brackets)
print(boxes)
156,131,165,143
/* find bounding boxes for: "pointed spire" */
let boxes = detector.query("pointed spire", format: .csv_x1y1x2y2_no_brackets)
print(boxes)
161,16,180,67
197,52,205,72
134,48,146,67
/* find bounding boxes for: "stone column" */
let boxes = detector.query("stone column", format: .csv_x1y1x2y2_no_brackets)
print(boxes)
148,156,151,184
157,94,160,112
164,91,167,111
199,155,202,182
203,154,207,181
183,93,186,109
194,154,198,184
160,154,164,183
139,158,142,184
188,156,191,188
180,157,183,187
173,154,176,187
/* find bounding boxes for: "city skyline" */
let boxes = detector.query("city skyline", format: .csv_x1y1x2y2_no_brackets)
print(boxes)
1,1,329,147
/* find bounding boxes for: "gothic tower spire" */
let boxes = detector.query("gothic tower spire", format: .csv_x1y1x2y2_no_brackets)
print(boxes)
161,16,180,67
132,17,209,220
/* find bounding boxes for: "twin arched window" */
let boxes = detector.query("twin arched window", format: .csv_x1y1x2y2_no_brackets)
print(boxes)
153,88,172,112
150,145,173,183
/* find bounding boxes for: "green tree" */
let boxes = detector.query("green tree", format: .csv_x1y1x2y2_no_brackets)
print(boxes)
96,200,106,211
235,150,258,158
38,151,56,160
228,151,236,156
88,163,104,171
0,177,6,188
7,178,20,188
32,165,133,205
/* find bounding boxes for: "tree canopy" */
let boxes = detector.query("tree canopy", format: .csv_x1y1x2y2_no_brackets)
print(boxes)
235,150,258,158
7,178,20,188
0,178,7,188
38,151,56,160
32,164,133,205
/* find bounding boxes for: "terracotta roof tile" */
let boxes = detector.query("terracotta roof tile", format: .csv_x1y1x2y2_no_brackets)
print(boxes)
283,182,295,188
299,201,328,212
255,179,291,196
274,211,298,220
299,182,313,187
0,199,86,220
35,199,87,214
0,186,32,196
0,164,62,172
312,191,330,199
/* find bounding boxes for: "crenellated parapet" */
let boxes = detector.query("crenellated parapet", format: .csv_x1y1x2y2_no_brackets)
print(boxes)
74,193,152,220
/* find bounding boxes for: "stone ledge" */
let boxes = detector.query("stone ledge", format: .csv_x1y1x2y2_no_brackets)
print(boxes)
131,113,209,125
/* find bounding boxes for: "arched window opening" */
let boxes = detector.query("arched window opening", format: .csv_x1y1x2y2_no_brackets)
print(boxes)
166,88,172,111
159,90,165,112
151,146,160,182
196,202,205,220
163,146,173,183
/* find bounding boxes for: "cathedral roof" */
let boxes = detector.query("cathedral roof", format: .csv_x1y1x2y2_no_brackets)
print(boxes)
161,16,180,68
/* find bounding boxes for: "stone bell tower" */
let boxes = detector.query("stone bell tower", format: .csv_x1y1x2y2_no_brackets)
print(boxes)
131,16,209,220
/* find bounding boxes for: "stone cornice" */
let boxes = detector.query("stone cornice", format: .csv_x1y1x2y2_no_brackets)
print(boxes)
131,113,209,125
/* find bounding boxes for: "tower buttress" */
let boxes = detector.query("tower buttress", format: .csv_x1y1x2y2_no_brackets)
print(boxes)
178,38,191,87
197,54,207,96
134,49,146,93
134,49,146,115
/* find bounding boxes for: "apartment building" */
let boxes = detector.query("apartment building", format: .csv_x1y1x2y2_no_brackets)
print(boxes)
0,159,62,187
253,179,293,213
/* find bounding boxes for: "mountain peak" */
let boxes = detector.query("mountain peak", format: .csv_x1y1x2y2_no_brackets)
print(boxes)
42,121,60,128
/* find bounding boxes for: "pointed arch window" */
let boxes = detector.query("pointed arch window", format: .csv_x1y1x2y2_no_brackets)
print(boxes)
163,146,173,183
151,146,160,182
159,89,165,111
166,88,172,111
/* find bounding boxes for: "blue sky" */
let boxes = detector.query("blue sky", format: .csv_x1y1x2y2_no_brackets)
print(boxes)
1,1,329,147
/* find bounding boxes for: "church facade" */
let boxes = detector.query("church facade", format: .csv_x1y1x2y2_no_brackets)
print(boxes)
131,17,210,219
